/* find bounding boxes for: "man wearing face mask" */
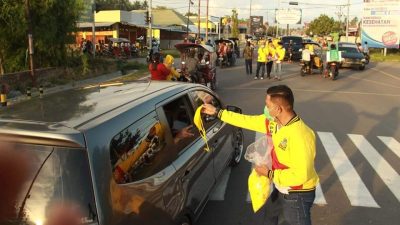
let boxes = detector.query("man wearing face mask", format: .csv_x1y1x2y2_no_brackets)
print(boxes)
201,85,318,225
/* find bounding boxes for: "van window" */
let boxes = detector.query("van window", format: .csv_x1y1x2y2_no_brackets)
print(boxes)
162,96,198,153
0,143,97,225
190,90,222,130
110,112,170,184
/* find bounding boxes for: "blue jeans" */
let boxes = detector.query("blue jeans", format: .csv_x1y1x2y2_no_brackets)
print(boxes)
263,188,315,225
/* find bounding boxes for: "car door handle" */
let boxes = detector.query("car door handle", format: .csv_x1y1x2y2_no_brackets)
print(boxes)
180,170,191,182
212,139,219,149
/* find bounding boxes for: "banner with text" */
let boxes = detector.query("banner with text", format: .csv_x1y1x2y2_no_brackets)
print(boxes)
362,0,400,48
275,9,302,25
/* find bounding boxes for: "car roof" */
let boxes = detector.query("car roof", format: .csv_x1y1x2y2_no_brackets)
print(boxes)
0,81,198,130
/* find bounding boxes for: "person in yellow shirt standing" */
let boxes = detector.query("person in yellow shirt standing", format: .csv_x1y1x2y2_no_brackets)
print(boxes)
266,40,275,79
255,41,268,80
201,85,319,225
274,42,286,80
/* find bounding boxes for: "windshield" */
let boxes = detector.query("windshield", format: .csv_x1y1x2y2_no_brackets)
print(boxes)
281,37,303,45
338,46,360,53
0,143,97,225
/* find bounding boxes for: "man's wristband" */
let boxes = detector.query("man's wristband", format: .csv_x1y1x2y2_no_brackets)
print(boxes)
267,170,274,179
216,108,224,119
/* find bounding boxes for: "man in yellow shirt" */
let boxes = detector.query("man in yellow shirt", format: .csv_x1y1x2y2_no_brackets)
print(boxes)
202,85,318,225
255,41,268,80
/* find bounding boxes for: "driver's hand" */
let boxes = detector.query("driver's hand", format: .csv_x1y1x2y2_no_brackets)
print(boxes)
201,103,217,116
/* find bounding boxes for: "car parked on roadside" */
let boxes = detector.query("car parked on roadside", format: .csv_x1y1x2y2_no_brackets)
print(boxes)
0,81,244,225
338,42,366,70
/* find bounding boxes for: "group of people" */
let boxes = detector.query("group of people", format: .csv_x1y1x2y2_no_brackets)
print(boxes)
243,39,286,80
148,53,181,81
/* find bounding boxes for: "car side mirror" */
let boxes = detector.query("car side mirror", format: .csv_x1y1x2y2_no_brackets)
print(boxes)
226,105,242,114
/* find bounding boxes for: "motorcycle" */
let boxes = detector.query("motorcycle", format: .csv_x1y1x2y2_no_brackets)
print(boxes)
325,62,339,80
300,60,311,76
362,52,370,64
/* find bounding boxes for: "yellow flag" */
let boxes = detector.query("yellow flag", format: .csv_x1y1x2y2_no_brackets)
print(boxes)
194,106,210,152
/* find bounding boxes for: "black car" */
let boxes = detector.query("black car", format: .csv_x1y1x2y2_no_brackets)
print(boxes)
338,42,366,70
0,81,244,225
281,36,303,61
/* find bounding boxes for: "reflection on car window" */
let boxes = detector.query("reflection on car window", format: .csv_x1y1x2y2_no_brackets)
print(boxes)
0,143,97,225
162,97,198,153
110,112,169,184
190,90,221,130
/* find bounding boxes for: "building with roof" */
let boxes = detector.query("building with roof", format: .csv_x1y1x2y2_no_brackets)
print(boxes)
76,9,199,49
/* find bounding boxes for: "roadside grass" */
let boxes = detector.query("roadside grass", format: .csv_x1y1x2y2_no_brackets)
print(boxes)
370,49,400,62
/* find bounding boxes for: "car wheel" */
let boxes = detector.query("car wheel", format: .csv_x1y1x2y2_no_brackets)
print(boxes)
359,64,365,70
230,129,244,167
177,216,191,225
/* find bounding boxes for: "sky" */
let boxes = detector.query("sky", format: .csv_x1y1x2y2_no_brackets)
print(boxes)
149,0,364,24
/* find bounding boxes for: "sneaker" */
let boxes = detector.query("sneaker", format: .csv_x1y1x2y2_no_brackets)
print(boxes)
254,76,258,80
260,77,264,80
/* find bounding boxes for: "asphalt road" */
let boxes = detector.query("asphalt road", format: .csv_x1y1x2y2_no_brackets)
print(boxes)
196,59,400,225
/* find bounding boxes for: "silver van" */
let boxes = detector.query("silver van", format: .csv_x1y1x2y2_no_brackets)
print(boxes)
0,81,243,225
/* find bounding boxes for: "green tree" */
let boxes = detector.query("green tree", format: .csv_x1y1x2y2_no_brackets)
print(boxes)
0,0,84,74
306,14,341,36
231,9,239,38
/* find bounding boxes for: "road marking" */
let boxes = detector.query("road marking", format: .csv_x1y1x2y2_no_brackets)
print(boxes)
318,132,379,207
348,134,400,202
371,67,400,81
314,183,327,205
378,136,400,159
209,167,231,201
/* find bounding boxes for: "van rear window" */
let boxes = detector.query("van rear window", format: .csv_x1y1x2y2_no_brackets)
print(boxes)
281,37,303,45
0,143,97,225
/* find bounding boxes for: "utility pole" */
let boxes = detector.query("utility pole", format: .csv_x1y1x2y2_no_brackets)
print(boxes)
249,0,252,35
198,0,201,40
149,0,152,49
346,0,349,41
25,0,36,86
187,0,191,37
206,0,209,41
92,0,96,58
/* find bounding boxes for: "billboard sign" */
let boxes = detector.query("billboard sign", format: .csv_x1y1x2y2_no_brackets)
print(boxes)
275,9,302,25
250,16,264,35
362,0,400,48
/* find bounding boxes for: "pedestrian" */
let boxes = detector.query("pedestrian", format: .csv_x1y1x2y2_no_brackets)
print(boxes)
243,41,253,75
266,40,275,79
273,42,285,80
149,52,170,80
255,41,267,79
201,84,319,225
288,40,293,63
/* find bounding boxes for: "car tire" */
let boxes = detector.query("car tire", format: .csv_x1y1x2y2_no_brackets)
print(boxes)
230,128,244,167
177,216,191,225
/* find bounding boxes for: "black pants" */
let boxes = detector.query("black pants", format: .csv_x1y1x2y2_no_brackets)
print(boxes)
245,59,253,74
256,62,265,78
266,61,273,77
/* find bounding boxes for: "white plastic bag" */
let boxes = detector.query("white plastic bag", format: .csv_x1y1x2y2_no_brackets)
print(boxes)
245,134,273,168
245,134,273,212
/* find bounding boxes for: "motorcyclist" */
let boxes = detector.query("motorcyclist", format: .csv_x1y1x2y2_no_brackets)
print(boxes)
301,44,312,74
163,55,182,81
325,43,341,79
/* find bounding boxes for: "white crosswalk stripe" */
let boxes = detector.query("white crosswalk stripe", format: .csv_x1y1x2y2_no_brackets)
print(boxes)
318,132,379,208
377,136,400,159
208,132,399,208
348,134,400,202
